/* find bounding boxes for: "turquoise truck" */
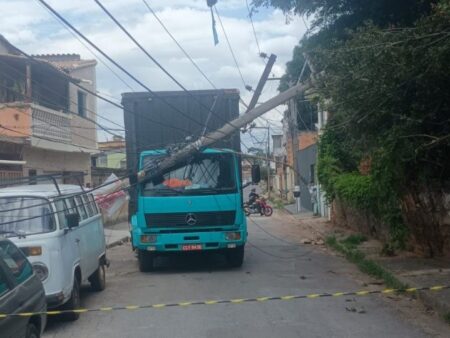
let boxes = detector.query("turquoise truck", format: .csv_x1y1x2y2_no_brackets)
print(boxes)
122,90,255,271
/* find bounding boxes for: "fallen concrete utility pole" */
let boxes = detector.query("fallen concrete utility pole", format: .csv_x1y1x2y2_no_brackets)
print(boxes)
139,80,313,181
245,54,277,113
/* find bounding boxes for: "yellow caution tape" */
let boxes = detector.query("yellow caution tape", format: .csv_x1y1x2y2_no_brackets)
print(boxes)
0,285,447,319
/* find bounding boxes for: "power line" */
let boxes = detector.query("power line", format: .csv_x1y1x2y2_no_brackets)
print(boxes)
0,82,102,148
214,5,249,90
94,0,241,134
245,0,262,56
142,0,251,110
36,0,231,138
6,43,238,147
0,57,245,162
0,125,99,152
0,61,124,137
142,0,217,90
36,0,135,93
0,144,295,218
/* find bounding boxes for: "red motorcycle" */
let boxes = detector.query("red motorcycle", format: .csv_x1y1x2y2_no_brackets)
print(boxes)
244,197,273,217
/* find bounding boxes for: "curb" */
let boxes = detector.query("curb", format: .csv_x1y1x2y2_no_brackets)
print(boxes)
106,236,130,249
382,267,450,317
283,206,294,215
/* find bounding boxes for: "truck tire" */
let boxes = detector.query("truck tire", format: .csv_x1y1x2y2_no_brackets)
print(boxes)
138,250,154,272
227,246,244,268
89,262,106,291
61,278,81,321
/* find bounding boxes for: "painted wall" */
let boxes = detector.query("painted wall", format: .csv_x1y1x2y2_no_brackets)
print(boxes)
22,147,91,185
68,65,97,150
0,104,31,137
296,143,318,212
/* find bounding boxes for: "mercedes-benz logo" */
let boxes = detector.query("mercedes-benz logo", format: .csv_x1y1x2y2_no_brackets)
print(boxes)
185,213,197,226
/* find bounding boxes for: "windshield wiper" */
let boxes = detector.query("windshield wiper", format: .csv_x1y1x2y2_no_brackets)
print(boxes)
0,230,27,238
184,187,234,194
147,188,182,196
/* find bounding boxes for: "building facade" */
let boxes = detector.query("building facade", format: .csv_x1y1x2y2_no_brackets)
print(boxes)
0,35,98,185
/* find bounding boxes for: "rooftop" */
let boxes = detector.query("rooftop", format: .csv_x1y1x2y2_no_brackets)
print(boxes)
0,184,86,198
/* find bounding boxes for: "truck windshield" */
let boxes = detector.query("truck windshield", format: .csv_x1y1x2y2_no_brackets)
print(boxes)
0,197,56,237
142,153,236,196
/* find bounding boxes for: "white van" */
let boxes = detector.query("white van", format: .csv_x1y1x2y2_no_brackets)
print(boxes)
0,184,107,321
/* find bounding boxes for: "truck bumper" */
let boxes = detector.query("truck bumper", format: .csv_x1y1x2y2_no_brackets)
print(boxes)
132,228,246,252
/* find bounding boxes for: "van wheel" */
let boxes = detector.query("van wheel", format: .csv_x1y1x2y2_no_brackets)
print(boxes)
61,278,81,321
89,263,106,291
25,323,39,338
138,250,154,272
227,246,244,268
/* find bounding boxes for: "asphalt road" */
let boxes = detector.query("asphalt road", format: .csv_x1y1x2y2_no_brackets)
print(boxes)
43,213,447,338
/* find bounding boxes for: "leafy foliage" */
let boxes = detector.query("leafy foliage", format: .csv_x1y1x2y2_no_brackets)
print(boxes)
252,0,435,30
315,2,450,248
326,235,407,289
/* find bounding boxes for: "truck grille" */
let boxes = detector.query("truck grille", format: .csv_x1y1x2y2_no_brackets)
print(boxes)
145,211,236,227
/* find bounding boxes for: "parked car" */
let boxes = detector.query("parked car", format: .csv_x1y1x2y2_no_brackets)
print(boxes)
0,184,107,321
0,237,47,338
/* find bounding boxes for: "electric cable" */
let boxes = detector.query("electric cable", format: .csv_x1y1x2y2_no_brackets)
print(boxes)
213,5,249,90
36,0,232,139
94,0,240,134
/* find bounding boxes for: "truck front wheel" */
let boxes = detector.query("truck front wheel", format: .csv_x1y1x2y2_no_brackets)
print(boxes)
138,250,154,272
226,246,244,268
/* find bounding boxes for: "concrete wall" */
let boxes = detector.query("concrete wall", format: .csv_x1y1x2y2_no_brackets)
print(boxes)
68,65,97,150
296,143,317,211
22,147,91,185
0,104,32,137
299,132,317,150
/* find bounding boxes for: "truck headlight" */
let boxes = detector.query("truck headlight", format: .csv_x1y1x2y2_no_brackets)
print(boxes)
32,262,49,281
225,232,241,241
141,235,157,243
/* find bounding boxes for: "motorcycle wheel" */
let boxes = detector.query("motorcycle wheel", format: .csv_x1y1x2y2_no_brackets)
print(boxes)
264,206,273,217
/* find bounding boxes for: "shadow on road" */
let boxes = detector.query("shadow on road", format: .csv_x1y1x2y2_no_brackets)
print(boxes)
146,251,236,274
43,285,105,332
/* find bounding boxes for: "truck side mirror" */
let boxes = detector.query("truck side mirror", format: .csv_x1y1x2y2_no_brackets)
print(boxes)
66,213,80,228
251,165,261,184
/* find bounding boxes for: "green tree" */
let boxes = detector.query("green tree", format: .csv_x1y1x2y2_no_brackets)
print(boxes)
315,1,450,251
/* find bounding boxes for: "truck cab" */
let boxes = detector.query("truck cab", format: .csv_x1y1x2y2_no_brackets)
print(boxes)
131,148,247,271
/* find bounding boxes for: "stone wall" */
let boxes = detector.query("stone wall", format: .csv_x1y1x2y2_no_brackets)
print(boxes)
332,185,450,257
401,185,450,257
331,198,390,242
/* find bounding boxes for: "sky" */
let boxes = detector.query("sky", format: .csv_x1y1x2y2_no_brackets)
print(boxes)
0,0,307,150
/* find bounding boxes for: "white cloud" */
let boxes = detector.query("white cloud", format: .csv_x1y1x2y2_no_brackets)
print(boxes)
0,0,305,144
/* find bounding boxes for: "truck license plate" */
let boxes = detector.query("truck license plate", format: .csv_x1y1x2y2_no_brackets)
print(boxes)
182,244,202,251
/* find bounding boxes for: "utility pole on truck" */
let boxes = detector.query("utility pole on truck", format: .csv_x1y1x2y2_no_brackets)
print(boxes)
138,80,313,182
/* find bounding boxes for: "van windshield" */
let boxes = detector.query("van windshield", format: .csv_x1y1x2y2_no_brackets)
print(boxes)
0,197,56,237
142,153,236,196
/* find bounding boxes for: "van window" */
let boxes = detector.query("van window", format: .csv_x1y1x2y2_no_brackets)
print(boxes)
0,197,56,236
89,194,98,215
54,199,68,229
0,241,33,284
75,195,88,220
66,197,77,215
0,268,10,297
83,194,94,217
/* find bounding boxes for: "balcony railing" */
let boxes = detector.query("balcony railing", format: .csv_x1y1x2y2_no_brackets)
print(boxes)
0,170,23,184
31,104,71,143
